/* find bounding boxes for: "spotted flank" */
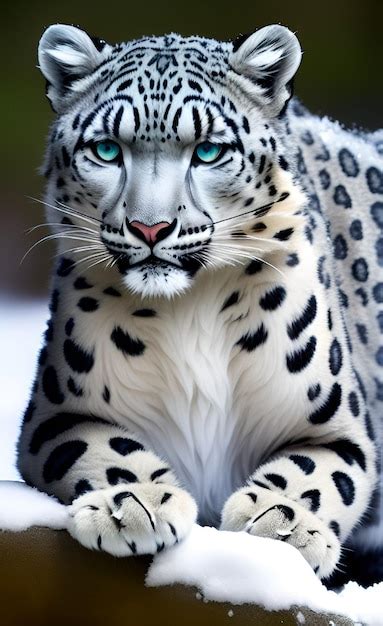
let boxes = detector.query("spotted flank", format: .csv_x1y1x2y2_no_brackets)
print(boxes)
17,23,382,584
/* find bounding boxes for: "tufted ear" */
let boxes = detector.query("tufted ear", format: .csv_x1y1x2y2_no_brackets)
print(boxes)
229,25,302,116
38,24,111,112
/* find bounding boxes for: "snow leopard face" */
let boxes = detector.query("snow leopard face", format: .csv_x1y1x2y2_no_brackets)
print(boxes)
40,25,304,297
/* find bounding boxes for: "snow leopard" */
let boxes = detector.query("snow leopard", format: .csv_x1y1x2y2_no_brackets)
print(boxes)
17,23,383,582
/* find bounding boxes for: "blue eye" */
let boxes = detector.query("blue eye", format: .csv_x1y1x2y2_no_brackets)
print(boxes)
194,142,223,164
93,140,121,162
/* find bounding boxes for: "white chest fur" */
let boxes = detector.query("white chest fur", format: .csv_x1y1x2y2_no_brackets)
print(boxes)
65,255,328,523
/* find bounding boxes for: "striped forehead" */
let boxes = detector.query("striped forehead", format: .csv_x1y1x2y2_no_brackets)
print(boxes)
79,38,237,147
80,95,238,147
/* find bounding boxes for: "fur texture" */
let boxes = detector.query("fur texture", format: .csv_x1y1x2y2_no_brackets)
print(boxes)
17,24,382,580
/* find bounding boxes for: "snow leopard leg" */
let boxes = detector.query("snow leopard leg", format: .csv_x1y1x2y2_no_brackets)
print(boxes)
221,434,377,578
18,413,197,555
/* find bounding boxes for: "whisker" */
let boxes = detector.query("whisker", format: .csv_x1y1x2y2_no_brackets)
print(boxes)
27,222,98,236
27,196,102,226
209,200,279,227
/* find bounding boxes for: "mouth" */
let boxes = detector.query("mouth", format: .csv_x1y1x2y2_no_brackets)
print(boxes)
110,253,176,274
107,250,203,278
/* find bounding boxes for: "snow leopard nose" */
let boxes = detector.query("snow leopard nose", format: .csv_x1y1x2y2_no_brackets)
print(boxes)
126,219,177,245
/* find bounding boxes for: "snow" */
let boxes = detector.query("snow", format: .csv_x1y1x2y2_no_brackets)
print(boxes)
147,525,383,624
1,298,383,624
0,297,48,480
0,481,68,531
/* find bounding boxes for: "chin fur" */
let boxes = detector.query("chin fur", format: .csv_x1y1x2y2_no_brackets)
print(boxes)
122,265,193,298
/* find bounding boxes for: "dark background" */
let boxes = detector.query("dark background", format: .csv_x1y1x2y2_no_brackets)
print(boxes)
1,0,382,298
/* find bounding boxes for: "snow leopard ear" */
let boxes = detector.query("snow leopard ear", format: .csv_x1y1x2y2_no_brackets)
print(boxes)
38,24,111,112
230,25,302,116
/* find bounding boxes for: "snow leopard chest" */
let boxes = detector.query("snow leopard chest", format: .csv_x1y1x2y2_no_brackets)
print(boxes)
59,257,330,520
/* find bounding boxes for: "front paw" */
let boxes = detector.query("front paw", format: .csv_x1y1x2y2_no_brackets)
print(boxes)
67,483,197,556
220,487,340,579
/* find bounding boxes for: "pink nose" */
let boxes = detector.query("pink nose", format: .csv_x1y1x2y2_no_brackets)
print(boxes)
129,220,172,244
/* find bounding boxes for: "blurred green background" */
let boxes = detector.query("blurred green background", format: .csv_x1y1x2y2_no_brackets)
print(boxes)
1,0,382,297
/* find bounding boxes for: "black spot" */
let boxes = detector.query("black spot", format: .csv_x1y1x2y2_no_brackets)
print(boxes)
57,257,75,277
42,366,64,405
62,146,71,167
355,289,368,307
38,347,48,366
29,413,106,455
64,339,94,373
221,291,240,312
103,385,110,403
327,309,333,331
319,169,331,190
333,185,352,208
349,220,363,241
338,288,349,308
351,258,369,282
348,391,360,416
74,277,93,290
67,377,83,397
287,295,317,340
301,130,314,145
246,492,258,504
132,308,157,317
307,383,321,401
286,336,316,373
161,492,172,505
333,234,348,260
264,473,287,490
278,155,289,170
308,383,342,424
366,166,383,194
245,260,263,275
103,286,121,297
371,202,383,229
286,253,299,267
236,324,268,352
317,256,331,289
329,339,343,375
44,319,54,343
106,468,138,485
74,479,93,497
365,412,375,441
65,318,74,336
109,437,144,455
329,520,340,538
373,283,383,303
111,326,145,357
323,439,366,471
23,400,36,423
43,440,88,484
251,479,271,490
273,227,294,241
77,297,99,312
332,471,355,506
151,468,169,481
259,286,286,311
50,289,59,313
376,237,383,268
338,148,359,177
376,347,383,367
289,454,316,475
301,489,320,512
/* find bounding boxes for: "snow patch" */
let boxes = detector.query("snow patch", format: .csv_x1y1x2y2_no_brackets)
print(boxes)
147,525,383,625
0,481,68,531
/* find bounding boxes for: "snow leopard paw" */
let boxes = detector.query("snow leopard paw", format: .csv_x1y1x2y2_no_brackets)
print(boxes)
220,487,341,579
67,483,197,556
